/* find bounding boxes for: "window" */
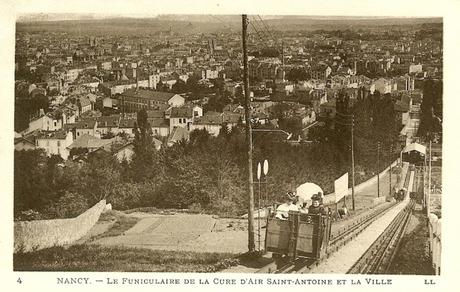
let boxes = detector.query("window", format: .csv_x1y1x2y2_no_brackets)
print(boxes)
57,141,61,147
54,121,57,127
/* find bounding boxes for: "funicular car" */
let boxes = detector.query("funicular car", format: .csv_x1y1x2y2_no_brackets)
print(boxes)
265,209,332,260
395,188,406,201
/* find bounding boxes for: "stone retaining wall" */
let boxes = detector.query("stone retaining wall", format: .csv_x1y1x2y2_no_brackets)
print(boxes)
14,200,106,253
428,213,441,275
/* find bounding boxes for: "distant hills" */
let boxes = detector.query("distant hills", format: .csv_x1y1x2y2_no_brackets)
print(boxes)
16,14,442,34
17,13,159,23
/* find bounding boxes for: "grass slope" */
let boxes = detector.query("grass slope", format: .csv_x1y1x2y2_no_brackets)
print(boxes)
14,244,239,272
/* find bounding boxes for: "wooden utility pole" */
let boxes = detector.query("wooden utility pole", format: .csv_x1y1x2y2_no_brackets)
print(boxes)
242,14,255,252
351,115,355,210
389,145,392,196
377,141,381,197
428,140,432,215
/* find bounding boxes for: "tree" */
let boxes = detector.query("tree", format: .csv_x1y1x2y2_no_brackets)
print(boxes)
418,79,443,139
131,109,161,182
171,79,187,93
108,183,142,210
259,47,281,58
234,86,244,104
204,90,232,112
156,81,169,92
30,93,50,114
286,68,311,82
218,122,231,139
212,77,225,93
48,191,89,218
278,116,302,137
205,138,245,214
14,92,50,132
159,142,211,209
334,89,351,154
269,103,289,120
77,151,121,205
186,75,201,94
14,150,50,216
189,128,211,147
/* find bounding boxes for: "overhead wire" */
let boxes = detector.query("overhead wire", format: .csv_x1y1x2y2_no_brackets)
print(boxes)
251,15,284,62
257,15,276,41
250,16,271,41
248,20,267,44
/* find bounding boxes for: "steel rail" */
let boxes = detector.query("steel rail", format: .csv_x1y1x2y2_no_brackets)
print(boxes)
257,168,414,274
347,200,415,274
256,202,398,274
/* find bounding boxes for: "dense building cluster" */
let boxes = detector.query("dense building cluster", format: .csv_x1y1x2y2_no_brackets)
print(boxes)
14,18,442,162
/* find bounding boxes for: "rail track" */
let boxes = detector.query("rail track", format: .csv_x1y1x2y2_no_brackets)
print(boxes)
256,167,415,274
256,201,399,274
347,200,415,274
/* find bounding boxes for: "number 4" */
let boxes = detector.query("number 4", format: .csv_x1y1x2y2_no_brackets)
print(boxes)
17,277,22,284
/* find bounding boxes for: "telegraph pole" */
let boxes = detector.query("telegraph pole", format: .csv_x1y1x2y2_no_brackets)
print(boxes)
428,140,432,215
242,14,255,252
377,141,381,197
351,115,355,210
389,145,392,196
337,111,355,209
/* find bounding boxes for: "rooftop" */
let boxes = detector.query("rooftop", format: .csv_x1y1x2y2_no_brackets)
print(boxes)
36,130,69,140
123,89,180,102
68,134,113,149
75,119,97,129
97,115,121,127
170,106,194,118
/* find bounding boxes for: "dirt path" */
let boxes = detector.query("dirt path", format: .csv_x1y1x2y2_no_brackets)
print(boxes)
89,213,257,254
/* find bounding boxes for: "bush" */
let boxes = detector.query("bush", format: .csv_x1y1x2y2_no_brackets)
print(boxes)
108,183,142,210
47,192,89,219
188,202,202,213
15,209,47,221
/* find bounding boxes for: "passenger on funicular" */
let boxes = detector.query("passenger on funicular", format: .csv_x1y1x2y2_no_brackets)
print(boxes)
275,191,300,219
299,202,309,214
308,193,327,215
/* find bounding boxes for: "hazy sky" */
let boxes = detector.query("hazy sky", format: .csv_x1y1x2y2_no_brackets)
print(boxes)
17,13,441,23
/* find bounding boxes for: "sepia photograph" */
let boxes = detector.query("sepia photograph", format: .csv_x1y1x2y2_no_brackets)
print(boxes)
10,10,443,276
10,14,443,275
